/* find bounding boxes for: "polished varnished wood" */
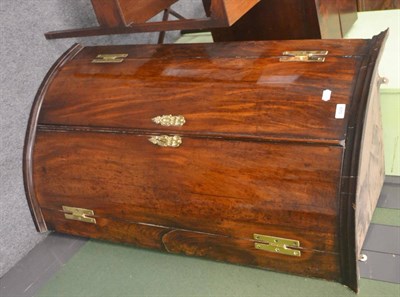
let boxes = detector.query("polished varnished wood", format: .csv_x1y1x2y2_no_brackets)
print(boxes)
23,43,84,232
42,208,341,281
91,0,178,27
162,230,341,280
207,0,358,41
25,32,388,292
209,0,260,26
39,57,359,141
33,131,341,252
39,40,368,142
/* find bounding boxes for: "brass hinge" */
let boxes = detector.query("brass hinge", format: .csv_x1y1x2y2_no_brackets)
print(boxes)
62,206,96,224
254,234,301,257
92,54,128,64
280,51,328,62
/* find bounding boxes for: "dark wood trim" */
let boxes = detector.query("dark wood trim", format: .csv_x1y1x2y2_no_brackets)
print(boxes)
157,8,171,44
357,0,400,11
23,44,84,233
45,18,223,40
37,124,346,147
339,29,388,292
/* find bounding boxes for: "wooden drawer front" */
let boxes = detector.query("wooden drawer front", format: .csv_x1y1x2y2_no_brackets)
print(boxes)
33,131,342,252
42,208,340,281
40,52,361,141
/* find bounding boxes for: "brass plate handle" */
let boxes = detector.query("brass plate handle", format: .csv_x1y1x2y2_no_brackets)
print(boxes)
92,54,128,63
149,135,182,148
152,115,186,127
253,234,301,257
62,206,96,224
280,50,328,62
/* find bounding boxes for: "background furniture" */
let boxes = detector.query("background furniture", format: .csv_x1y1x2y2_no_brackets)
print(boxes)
45,0,260,40
204,0,358,41
91,0,178,27
357,0,400,11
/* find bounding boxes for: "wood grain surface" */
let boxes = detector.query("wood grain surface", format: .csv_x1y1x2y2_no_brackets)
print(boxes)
91,0,178,26
38,40,367,142
23,44,84,233
42,208,341,280
24,32,388,292
210,0,260,26
33,131,342,252
163,229,341,280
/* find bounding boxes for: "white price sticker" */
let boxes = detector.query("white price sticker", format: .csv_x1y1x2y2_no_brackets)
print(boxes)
335,104,346,119
322,89,332,101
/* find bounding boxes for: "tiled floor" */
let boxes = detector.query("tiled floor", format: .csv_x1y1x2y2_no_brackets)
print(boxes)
1,176,399,297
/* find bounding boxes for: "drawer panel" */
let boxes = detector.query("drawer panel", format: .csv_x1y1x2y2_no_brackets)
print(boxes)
42,208,341,281
39,54,360,141
33,130,343,252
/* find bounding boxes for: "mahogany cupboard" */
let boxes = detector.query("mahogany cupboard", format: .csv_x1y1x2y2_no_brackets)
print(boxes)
24,31,387,292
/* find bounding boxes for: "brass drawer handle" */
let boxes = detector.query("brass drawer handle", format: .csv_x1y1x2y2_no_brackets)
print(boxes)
152,115,186,127
280,50,328,62
92,54,128,63
149,135,182,148
62,206,96,224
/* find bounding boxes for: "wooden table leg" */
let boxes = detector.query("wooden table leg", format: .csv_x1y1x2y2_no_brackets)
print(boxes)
157,8,171,44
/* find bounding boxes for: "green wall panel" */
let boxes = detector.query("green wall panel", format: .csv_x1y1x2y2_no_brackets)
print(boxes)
381,89,400,176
